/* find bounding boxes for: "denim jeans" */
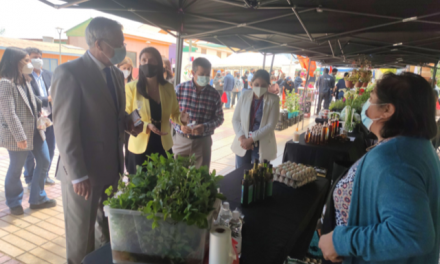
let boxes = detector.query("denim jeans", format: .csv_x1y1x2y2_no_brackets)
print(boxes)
225,91,232,109
6,130,50,208
232,91,241,106
235,144,260,169
24,126,55,184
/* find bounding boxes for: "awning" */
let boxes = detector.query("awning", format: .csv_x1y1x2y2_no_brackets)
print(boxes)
45,0,440,69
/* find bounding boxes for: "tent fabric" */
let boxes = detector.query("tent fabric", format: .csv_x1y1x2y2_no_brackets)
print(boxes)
215,53,295,68
63,0,440,68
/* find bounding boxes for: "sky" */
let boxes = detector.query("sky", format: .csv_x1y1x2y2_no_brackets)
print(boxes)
0,0,143,40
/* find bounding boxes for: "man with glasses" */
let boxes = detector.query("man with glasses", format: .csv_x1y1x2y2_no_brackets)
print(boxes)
51,17,142,264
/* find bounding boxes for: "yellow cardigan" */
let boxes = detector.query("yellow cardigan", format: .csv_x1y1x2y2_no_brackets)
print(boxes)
125,80,183,154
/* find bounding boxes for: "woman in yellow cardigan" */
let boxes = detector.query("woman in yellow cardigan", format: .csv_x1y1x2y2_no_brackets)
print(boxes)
126,47,189,173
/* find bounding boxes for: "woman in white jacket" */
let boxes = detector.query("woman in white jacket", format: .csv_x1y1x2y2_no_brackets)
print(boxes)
231,69,280,168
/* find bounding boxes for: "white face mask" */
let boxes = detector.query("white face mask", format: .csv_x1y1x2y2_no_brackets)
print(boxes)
196,76,210,87
31,58,43,70
253,86,268,98
122,70,131,79
22,62,34,75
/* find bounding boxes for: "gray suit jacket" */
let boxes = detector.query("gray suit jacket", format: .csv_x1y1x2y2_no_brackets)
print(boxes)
0,79,41,151
51,52,126,186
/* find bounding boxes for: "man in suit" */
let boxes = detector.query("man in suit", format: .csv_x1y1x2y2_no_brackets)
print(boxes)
23,48,56,188
51,17,142,264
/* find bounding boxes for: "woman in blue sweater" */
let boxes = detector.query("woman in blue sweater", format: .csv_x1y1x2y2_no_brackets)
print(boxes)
319,72,440,264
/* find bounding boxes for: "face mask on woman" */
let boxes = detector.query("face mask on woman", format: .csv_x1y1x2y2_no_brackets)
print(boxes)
140,64,158,78
22,62,34,75
271,81,276,85
253,86,268,97
361,100,388,130
122,70,131,79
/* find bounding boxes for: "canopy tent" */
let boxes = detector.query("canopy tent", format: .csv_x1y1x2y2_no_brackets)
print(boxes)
41,0,440,85
215,53,295,69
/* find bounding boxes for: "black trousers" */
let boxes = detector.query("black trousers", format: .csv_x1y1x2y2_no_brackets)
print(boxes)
317,92,331,114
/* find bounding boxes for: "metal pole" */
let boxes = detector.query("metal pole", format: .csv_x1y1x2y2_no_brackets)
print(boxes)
189,39,192,64
56,27,63,65
292,7,313,41
174,33,184,87
270,54,276,74
263,53,267,69
432,62,438,88
302,58,312,130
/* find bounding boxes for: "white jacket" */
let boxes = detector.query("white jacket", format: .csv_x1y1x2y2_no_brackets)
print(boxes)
231,90,280,161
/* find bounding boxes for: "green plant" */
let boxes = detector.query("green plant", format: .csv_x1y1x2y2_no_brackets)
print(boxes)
105,153,224,229
285,91,299,112
329,99,346,111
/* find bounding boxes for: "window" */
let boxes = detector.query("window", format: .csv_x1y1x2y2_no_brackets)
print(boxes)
217,51,221,58
201,48,207,54
126,51,137,67
42,58,58,72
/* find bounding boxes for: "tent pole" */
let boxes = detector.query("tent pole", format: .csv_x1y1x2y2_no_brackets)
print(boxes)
174,33,184,87
302,59,312,130
292,6,313,41
270,54,276,74
263,53,267,69
432,62,438,88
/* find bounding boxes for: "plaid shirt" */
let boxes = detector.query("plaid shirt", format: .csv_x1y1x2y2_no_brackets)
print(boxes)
174,80,224,137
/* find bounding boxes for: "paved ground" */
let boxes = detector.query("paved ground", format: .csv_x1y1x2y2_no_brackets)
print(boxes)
0,107,315,264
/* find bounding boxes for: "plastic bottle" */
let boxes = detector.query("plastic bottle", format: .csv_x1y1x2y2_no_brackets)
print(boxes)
229,210,243,254
217,202,233,227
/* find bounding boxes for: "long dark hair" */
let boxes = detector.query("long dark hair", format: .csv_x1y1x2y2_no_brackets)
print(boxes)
0,47,28,85
376,72,437,140
162,57,173,81
136,47,167,99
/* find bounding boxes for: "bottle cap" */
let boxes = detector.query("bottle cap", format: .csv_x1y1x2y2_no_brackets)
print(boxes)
232,211,240,219
223,202,230,210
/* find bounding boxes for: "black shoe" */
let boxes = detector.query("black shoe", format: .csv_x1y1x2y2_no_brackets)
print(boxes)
45,177,56,185
30,199,57,210
10,206,24,215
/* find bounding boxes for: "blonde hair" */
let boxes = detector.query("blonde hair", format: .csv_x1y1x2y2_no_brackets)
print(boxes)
117,57,134,82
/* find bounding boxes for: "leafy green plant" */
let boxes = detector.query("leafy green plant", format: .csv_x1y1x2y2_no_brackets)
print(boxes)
104,153,225,263
329,99,346,111
285,91,299,112
105,153,224,229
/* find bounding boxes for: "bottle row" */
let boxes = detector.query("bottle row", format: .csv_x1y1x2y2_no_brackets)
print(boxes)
241,159,274,207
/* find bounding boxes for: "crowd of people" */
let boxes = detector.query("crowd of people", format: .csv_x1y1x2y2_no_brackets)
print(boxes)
0,16,439,264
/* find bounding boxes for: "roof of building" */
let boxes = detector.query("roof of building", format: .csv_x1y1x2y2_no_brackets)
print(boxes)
65,18,93,37
0,37,85,56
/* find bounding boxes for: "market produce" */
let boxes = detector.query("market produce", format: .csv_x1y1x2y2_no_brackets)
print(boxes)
273,161,317,188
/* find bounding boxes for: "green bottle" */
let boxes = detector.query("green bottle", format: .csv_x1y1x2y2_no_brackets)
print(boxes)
253,160,260,202
241,170,253,206
259,167,266,201
266,164,274,198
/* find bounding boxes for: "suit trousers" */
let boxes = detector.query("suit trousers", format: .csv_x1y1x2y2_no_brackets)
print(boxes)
61,180,117,264
317,92,331,114
172,133,212,170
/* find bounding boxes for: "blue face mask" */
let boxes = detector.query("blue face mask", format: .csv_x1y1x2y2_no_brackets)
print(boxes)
103,41,126,65
361,100,373,130
361,100,388,130
196,76,210,87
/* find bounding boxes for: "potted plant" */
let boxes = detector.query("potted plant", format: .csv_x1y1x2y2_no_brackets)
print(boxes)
104,153,225,264
348,69,359,88
344,73,352,88
285,91,297,118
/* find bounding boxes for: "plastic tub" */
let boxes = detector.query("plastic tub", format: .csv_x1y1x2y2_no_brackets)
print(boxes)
104,206,212,264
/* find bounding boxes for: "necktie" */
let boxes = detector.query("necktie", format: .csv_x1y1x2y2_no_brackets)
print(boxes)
103,67,118,108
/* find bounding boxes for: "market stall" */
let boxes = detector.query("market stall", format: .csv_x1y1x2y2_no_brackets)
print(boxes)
83,164,329,264
283,129,366,181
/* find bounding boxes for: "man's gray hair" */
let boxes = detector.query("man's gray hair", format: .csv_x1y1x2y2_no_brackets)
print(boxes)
85,17,123,47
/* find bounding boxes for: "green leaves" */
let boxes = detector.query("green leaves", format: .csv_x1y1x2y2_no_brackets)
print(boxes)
104,153,224,230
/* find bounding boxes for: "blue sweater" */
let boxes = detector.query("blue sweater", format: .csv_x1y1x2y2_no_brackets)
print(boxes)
223,74,235,92
333,136,440,264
